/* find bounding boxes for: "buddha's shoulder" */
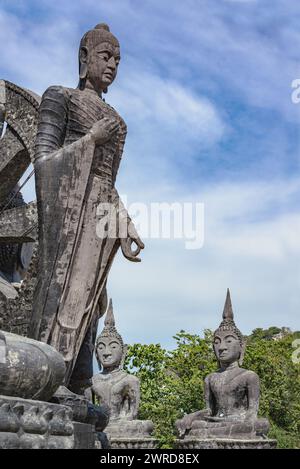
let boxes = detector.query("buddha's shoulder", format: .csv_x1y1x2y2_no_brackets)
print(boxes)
40,85,72,104
92,370,137,383
206,368,259,381
238,368,259,381
114,370,139,383
205,371,219,382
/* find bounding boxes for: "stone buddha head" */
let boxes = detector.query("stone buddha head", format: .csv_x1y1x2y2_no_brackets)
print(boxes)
213,289,245,367
95,300,127,373
78,23,120,94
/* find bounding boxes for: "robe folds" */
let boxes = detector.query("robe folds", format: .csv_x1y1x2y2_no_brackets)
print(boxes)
29,86,128,381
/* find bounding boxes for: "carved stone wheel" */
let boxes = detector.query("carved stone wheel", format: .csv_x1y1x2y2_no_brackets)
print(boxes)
0,80,40,335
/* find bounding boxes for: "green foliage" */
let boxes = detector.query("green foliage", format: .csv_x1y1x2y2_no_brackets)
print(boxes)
250,326,282,341
125,329,300,449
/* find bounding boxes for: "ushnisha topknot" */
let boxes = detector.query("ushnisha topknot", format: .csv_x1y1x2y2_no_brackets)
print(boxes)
213,289,244,346
80,23,119,51
96,299,124,348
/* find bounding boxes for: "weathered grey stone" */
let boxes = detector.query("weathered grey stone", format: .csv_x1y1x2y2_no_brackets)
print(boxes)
28,23,144,388
0,80,39,336
0,395,74,449
0,80,39,203
0,129,28,203
51,385,110,432
0,330,65,401
73,422,96,449
109,438,158,450
86,301,154,445
1,80,40,163
0,201,37,243
176,290,273,443
175,438,277,449
0,245,38,336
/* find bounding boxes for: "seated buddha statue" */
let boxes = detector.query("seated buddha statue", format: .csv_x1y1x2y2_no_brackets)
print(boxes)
176,289,270,440
86,300,153,439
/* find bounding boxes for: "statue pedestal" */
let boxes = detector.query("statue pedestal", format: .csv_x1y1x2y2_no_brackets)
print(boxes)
103,418,157,449
108,437,158,449
0,395,74,449
175,438,277,450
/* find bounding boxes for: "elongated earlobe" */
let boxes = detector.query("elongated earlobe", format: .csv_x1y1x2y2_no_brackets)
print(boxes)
79,63,88,79
79,46,88,79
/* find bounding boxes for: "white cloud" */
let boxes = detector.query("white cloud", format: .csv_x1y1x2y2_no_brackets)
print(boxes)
110,64,225,146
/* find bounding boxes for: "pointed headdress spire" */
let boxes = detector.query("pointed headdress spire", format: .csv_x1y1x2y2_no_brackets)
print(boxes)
223,288,234,321
214,289,243,345
96,299,124,347
104,299,116,328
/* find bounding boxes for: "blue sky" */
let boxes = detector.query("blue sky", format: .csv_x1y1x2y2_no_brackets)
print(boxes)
1,0,300,349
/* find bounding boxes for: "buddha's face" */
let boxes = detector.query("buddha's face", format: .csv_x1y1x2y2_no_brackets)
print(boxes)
213,330,241,365
81,41,120,93
96,336,123,370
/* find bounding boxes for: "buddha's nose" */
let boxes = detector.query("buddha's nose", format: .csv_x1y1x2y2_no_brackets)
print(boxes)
107,56,116,70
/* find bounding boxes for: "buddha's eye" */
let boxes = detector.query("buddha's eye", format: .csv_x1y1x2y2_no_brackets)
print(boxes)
99,53,109,61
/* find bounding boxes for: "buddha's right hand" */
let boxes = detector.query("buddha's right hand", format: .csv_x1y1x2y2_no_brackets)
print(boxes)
89,117,119,145
176,414,195,437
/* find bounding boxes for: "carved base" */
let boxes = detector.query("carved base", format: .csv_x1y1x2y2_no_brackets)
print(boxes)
108,438,158,449
0,395,74,449
175,438,277,449
105,419,154,440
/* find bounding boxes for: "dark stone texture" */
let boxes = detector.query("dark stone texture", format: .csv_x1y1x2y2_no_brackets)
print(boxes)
0,201,37,244
0,80,39,203
0,395,74,449
51,385,110,431
175,438,277,450
0,191,35,287
0,79,39,337
0,330,65,401
108,438,158,450
0,246,38,336
73,422,96,449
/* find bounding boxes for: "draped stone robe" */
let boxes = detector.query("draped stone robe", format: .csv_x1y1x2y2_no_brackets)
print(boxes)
30,86,127,383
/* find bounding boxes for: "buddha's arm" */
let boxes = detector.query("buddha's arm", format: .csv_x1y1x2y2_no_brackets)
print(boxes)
35,86,68,160
125,377,140,419
204,376,214,415
246,372,260,420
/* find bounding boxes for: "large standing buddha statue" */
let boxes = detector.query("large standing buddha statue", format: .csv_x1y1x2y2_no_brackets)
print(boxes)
29,23,144,386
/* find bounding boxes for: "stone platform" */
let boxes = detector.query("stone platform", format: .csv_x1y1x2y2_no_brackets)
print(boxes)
175,438,277,449
0,395,74,449
108,438,158,449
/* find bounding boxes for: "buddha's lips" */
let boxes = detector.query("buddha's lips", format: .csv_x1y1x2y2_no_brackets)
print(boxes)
103,73,113,80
